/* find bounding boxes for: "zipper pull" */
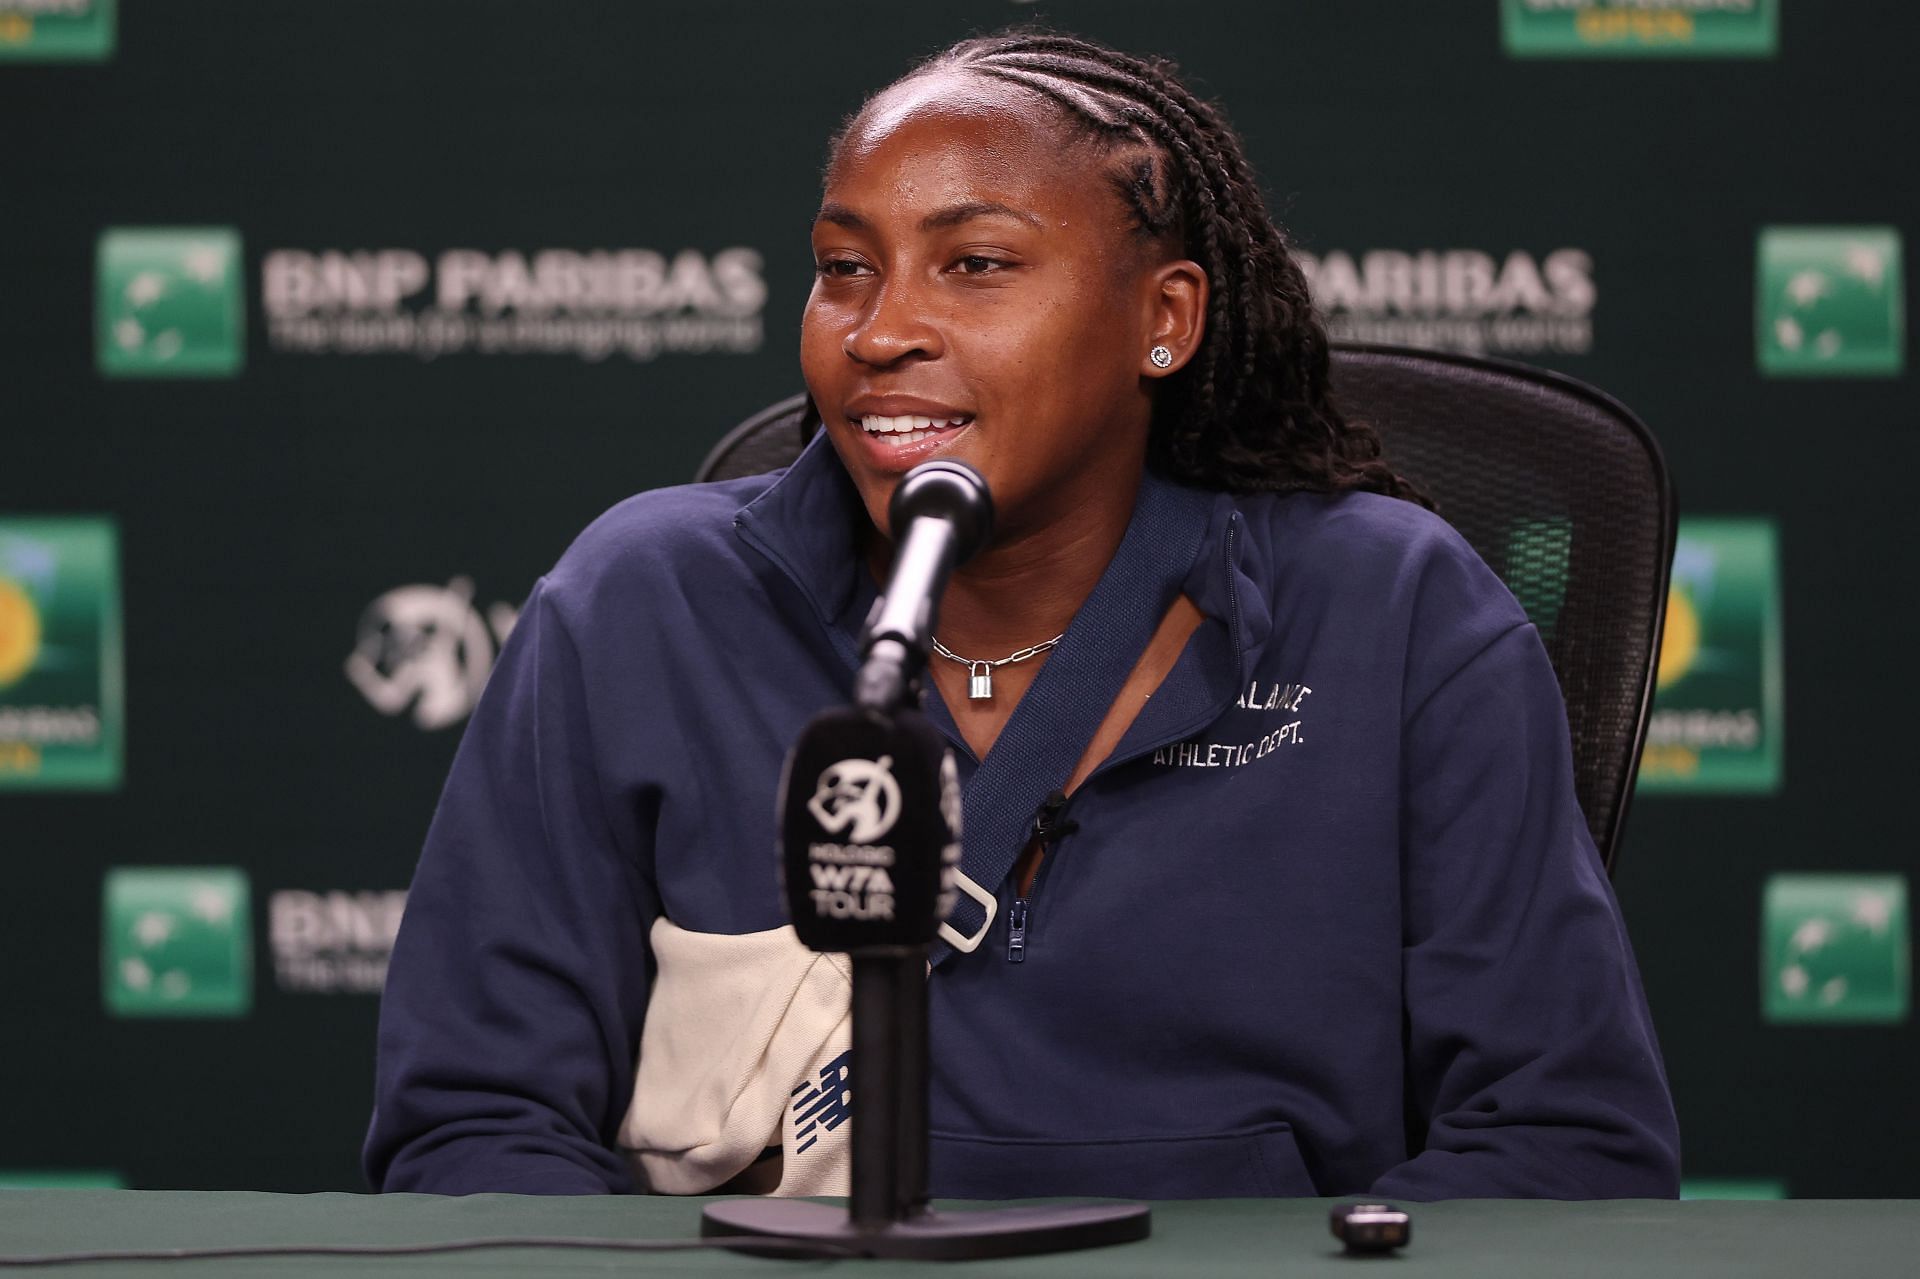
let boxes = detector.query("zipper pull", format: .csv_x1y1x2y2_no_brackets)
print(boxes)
1006,898,1029,964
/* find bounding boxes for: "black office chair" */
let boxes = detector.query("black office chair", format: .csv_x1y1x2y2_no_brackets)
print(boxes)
696,343,1675,874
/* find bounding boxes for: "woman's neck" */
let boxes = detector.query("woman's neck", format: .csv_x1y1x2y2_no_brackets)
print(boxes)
873,468,1144,660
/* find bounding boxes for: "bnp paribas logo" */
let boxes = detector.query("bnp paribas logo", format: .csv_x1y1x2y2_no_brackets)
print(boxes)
0,517,122,790
0,0,115,61
95,227,244,378
1764,875,1909,1024
1757,227,1905,377
102,868,252,1017
1638,518,1782,794
1502,0,1778,57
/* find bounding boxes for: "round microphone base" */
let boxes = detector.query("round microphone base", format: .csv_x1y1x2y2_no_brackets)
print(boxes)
701,1197,1151,1261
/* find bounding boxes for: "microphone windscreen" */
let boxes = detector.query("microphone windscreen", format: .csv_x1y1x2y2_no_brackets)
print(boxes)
778,705,961,951
887,460,994,563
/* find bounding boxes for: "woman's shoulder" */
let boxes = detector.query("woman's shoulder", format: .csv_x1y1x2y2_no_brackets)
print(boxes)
1238,486,1487,574
1231,487,1531,636
545,472,783,600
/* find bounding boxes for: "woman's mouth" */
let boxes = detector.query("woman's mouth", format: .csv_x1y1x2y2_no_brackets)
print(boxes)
858,413,974,446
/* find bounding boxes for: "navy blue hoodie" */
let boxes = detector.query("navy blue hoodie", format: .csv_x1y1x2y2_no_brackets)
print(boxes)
364,434,1680,1200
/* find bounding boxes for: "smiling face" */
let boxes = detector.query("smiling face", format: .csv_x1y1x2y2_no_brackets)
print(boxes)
802,69,1201,545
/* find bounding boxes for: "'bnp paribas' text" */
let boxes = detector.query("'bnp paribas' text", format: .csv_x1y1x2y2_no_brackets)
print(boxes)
262,247,765,362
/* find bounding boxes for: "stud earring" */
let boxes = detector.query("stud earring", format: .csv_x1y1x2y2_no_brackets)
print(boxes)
1149,345,1173,369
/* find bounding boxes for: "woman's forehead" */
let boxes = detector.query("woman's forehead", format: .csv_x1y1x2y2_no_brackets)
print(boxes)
852,69,1043,142
830,69,1084,197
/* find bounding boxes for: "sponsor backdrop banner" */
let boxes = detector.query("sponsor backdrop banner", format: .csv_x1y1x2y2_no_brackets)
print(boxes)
1501,0,1780,58
0,518,122,789
1,0,1913,1197
0,0,115,62
1639,518,1783,793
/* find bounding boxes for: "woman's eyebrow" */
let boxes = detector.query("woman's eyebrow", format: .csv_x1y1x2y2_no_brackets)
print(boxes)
919,201,1044,231
812,200,1044,233
815,202,869,231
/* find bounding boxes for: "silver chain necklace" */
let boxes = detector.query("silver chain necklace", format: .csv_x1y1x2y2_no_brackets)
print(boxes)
931,633,1065,700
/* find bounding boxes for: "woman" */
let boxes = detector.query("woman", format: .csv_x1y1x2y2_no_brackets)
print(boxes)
364,31,1680,1200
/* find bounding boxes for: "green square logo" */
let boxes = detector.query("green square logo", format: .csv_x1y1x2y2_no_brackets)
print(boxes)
0,517,122,790
1502,0,1778,57
1638,519,1782,793
1764,875,1909,1024
0,0,115,61
1757,227,1905,376
102,868,252,1018
96,227,244,378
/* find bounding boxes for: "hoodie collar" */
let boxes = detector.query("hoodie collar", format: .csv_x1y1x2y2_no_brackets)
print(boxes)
731,431,1260,679
732,431,873,663
733,434,1275,956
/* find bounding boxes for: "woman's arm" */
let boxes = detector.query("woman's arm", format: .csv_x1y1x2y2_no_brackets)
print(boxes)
1371,614,1682,1200
362,577,657,1195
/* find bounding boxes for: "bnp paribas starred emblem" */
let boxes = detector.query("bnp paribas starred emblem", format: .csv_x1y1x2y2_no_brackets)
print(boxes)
102,868,252,1017
1764,875,1909,1025
1757,227,1905,377
95,227,245,378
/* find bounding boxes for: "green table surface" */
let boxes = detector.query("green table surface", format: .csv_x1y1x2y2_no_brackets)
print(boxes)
0,1192,1914,1277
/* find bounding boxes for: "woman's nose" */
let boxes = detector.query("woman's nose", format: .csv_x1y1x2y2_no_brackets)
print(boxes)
843,277,944,367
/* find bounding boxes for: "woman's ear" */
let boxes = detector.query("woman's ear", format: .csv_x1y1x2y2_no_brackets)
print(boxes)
1141,259,1209,377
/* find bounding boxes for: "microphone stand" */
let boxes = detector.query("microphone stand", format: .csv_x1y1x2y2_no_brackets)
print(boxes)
702,640,1152,1260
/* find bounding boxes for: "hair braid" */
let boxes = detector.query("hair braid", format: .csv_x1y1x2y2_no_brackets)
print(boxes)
835,29,1429,507
985,41,1300,436
982,50,1256,421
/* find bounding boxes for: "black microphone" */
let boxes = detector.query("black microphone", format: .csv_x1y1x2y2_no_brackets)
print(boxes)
742,453,1152,1252
778,704,962,952
854,460,994,713
775,461,984,953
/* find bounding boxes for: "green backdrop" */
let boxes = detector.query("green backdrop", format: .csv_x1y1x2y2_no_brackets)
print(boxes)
1,0,1912,1198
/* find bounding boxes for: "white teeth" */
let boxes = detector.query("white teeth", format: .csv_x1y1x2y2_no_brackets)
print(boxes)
859,414,969,435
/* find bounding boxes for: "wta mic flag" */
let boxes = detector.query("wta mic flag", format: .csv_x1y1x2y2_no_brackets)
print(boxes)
778,705,961,952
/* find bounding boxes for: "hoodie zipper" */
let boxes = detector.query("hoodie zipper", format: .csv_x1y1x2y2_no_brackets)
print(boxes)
1005,898,1030,963
1007,788,1078,962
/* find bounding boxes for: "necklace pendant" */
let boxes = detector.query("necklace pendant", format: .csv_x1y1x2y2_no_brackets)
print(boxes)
968,662,993,700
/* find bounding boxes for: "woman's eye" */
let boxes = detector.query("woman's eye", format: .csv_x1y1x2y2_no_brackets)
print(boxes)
953,255,1007,275
815,258,868,278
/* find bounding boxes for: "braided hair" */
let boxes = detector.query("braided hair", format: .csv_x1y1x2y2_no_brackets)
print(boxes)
832,30,1429,507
